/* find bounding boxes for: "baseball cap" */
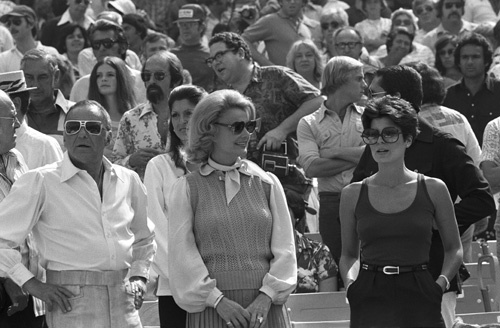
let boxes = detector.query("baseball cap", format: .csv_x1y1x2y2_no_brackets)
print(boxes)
175,4,206,23
0,5,36,24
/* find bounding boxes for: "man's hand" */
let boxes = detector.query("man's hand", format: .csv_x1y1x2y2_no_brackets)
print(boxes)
23,278,74,313
246,293,272,328
128,148,162,169
4,278,29,316
128,276,147,310
215,297,251,328
257,127,287,151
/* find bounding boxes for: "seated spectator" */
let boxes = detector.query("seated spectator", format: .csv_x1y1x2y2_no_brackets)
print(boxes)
142,32,175,62
286,39,324,89
320,7,349,59
412,0,440,44
354,0,391,54
434,34,462,87
57,23,90,80
122,13,149,58
286,188,338,293
88,56,138,158
378,27,414,67
373,8,435,66
346,0,392,27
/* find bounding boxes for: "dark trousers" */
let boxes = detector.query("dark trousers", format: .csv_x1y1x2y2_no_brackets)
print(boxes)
319,192,342,264
158,295,187,328
0,296,46,328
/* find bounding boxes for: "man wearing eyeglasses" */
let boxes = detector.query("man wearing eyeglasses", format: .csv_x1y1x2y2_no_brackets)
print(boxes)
421,0,477,53
70,19,146,103
113,51,184,179
40,0,95,50
0,100,156,328
171,4,215,92
0,5,59,74
352,65,494,328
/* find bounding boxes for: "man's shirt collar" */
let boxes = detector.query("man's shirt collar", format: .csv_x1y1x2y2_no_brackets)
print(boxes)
60,152,124,183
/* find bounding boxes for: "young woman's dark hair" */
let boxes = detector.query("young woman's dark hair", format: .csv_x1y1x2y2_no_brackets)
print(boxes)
57,23,90,55
434,34,458,75
167,85,208,171
88,56,137,115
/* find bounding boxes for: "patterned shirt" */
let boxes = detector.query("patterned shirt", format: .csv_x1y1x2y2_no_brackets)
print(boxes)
112,102,168,178
295,230,338,293
480,117,500,165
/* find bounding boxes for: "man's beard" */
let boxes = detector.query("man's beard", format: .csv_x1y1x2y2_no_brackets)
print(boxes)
147,84,165,104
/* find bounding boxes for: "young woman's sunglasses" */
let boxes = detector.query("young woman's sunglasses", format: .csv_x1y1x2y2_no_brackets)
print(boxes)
214,120,258,135
361,127,402,145
65,120,103,135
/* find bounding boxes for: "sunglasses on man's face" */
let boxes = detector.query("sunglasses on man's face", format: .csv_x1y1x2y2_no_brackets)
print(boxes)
141,71,167,82
444,2,464,9
361,127,403,145
214,120,258,135
5,18,23,27
91,38,118,50
415,5,434,15
65,120,103,135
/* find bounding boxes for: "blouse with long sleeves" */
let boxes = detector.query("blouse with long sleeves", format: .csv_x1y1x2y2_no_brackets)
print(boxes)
168,158,297,313
144,153,185,296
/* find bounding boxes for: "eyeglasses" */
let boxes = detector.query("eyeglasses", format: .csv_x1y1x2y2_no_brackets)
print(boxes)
74,0,91,4
321,21,340,30
361,127,402,145
394,18,412,26
65,120,103,135
438,48,454,56
0,116,18,127
214,120,258,134
444,2,464,9
141,71,167,82
91,38,118,50
368,89,387,98
4,18,23,27
336,42,362,49
205,49,235,67
415,5,434,15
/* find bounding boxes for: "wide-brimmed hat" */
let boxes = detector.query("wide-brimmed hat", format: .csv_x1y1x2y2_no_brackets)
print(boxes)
0,5,36,24
0,71,36,94
175,4,206,23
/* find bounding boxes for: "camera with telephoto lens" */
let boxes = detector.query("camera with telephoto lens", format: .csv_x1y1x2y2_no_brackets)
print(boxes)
261,142,296,178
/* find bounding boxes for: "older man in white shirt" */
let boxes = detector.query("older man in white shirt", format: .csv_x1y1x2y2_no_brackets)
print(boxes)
0,100,156,328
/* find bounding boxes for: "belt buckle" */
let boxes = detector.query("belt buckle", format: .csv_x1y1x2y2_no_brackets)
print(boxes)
383,266,399,275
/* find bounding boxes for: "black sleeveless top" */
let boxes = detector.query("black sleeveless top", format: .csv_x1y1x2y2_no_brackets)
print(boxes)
355,174,435,266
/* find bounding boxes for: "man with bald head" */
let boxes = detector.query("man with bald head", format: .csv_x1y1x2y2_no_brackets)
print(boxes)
0,100,156,328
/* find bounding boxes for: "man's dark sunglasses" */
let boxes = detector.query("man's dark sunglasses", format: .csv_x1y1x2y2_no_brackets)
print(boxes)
91,38,118,50
214,120,258,135
141,71,167,82
65,120,103,135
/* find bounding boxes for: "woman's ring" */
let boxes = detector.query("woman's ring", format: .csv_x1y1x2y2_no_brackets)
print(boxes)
258,316,263,324
227,322,233,326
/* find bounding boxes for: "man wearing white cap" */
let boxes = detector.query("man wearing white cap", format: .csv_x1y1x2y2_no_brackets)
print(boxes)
171,4,215,91
0,5,58,73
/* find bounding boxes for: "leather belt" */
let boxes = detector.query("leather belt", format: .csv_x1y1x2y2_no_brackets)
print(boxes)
361,263,428,275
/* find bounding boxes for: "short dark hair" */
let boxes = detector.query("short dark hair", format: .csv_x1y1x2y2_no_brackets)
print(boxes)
405,62,446,105
454,32,493,73
434,34,459,75
374,65,423,112
122,13,148,39
209,32,252,62
88,19,128,60
386,27,414,53
143,51,184,88
436,0,465,18
362,95,420,143
57,23,90,54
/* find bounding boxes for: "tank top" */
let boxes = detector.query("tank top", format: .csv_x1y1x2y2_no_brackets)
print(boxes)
354,174,435,266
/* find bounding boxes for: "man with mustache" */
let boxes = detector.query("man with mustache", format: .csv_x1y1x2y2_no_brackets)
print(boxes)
421,0,476,53
112,51,184,179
